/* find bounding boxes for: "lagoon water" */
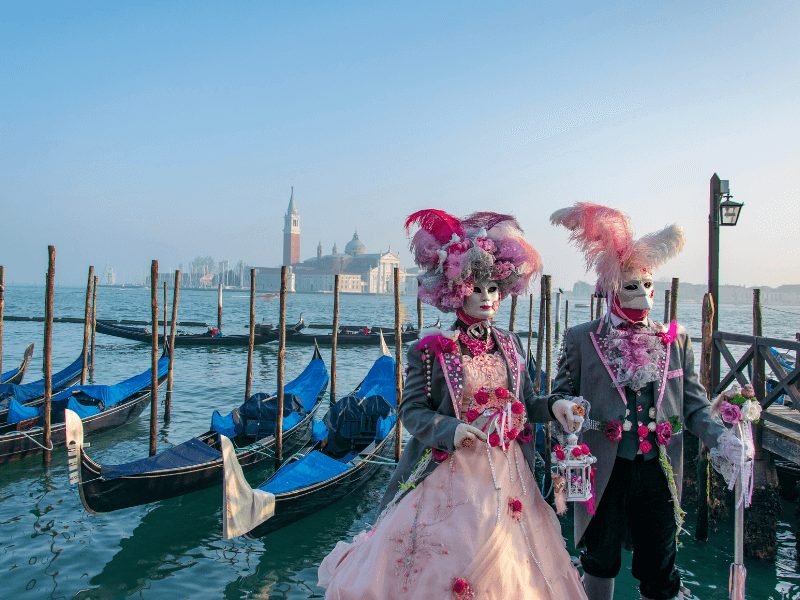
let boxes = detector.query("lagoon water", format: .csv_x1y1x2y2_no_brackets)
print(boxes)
1,285,798,599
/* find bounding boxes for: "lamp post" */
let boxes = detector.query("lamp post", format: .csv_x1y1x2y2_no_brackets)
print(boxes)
708,173,744,391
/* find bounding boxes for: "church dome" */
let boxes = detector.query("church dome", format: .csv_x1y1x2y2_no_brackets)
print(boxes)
345,231,367,256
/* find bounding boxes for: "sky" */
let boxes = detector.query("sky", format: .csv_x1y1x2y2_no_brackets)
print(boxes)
1,1,798,290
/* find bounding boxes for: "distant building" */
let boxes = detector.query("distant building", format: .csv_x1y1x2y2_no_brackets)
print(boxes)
253,266,296,293
294,231,404,294
283,188,301,266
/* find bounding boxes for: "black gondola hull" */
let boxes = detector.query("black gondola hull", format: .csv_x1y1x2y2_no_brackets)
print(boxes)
0,385,157,464
95,321,303,346
77,411,318,513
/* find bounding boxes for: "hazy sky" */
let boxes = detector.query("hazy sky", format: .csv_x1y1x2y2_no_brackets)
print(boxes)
2,2,798,289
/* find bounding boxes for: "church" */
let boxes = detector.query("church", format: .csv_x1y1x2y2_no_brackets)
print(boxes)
257,189,406,294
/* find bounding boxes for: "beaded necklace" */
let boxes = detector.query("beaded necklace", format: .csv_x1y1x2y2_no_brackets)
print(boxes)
458,329,495,356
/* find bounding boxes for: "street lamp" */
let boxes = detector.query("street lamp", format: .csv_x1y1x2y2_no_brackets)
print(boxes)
720,197,744,226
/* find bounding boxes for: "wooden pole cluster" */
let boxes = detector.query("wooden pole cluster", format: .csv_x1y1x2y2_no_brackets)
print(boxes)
508,294,518,332
42,246,55,466
218,284,223,331
90,275,98,377
330,274,340,404
394,267,403,462
526,293,533,361
245,269,256,403
149,260,159,456
276,266,288,462
0,265,4,377
669,278,679,323
81,266,94,384
165,270,180,422
695,292,715,541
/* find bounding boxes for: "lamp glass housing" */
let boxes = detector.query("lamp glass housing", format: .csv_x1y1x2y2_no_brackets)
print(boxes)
719,197,743,227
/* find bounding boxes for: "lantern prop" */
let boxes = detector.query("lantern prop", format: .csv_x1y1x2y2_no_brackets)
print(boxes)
551,433,596,515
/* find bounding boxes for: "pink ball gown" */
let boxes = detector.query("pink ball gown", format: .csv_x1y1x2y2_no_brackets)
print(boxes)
318,352,587,599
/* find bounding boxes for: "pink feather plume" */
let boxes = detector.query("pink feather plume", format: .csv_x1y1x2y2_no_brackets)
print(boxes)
405,209,464,244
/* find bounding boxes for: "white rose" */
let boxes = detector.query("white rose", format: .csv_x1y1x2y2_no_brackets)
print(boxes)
625,408,630,417
623,420,632,431
741,400,762,422
648,422,656,432
648,407,656,419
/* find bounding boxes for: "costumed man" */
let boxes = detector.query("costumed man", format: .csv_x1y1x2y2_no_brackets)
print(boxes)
549,203,746,600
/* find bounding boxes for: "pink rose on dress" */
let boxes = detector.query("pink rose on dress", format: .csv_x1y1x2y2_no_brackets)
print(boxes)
720,402,742,424
495,387,509,399
507,496,523,522
637,424,648,439
639,440,653,454
474,390,490,405
465,409,479,423
488,432,501,447
511,401,524,415
656,422,673,446
506,427,518,440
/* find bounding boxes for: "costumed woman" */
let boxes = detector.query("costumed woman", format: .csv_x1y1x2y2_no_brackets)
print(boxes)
318,210,588,599
549,203,748,600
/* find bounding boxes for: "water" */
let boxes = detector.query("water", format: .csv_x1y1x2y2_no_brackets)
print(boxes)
0,285,798,599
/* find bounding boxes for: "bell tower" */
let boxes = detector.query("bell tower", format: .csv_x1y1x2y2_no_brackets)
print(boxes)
283,187,300,266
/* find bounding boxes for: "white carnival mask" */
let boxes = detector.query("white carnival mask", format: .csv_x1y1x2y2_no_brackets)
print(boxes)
463,280,500,320
617,270,655,311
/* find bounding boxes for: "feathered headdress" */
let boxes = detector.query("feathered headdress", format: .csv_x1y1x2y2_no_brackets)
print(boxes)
406,209,542,312
550,202,685,295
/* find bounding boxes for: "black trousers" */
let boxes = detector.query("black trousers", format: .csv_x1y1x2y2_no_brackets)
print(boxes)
580,456,681,600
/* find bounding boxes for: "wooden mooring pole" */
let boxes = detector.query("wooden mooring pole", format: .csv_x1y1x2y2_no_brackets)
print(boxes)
670,278,679,323
276,266,287,462
245,269,256,403
330,274,340,404
81,266,94,384
590,295,595,321
90,275,98,377
416,294,423,331
42,247,55,466
508,294,518,332
663,289,671,324
595,294,604,319
149,261,159,456
165,270,179,422
163,282,167,352
394,267,403,462
526,293,533,361
553,291,561,344
544,275,553,395
745,287,781,560
534,283,545,394
695,292,714,541
217,283,223,332
563,299,570,339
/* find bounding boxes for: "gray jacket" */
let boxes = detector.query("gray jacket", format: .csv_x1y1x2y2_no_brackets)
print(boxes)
378,326,555,512
552,317,726,544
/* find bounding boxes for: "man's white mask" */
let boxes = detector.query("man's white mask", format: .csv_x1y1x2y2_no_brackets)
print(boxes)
617,270,655,311
463,280,500,320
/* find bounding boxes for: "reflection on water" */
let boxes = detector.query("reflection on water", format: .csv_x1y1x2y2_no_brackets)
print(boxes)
0,286,798,598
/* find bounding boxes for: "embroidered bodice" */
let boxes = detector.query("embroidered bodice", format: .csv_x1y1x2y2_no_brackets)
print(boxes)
461,351,509,413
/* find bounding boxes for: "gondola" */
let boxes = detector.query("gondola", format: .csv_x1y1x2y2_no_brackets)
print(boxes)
0,350,168,464
221,340,397,538
0,348,85,425
285,321,430,346
1,343,34,385
65,345,329,513
95,317,305,346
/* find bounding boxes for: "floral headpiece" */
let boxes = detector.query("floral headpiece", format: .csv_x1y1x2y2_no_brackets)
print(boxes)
550,203,685,296
405,209,542,312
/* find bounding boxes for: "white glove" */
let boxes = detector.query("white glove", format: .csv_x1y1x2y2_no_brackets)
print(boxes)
454,423,487,449
552,399,585,433
716,432,753,468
